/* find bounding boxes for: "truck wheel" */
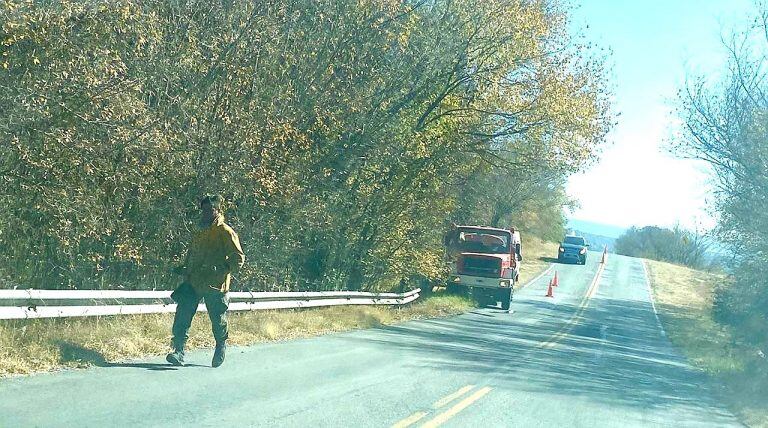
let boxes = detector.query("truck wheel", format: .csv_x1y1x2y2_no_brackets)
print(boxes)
500,288,512,311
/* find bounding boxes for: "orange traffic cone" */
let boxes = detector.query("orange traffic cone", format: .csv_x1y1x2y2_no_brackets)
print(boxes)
553,271,559,287
545,279,554,297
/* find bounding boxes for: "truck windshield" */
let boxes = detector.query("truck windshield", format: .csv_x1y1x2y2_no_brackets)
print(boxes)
456,229,511,254
564,236,586,246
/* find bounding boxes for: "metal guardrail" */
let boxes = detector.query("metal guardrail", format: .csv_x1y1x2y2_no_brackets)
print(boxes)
0,288,421,320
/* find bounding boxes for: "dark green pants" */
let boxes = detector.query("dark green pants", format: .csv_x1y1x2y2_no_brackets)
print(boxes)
170,283,229,349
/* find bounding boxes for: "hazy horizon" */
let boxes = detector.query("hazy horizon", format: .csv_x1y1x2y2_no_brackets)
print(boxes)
566,0,752,231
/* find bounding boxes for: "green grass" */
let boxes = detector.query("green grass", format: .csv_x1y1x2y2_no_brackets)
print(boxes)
646,259,767,427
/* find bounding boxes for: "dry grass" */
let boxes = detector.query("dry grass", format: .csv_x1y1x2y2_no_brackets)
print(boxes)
0,294,472,376
646,260,767,427
646,260,738,372
517,236,559,286
0,235,559,377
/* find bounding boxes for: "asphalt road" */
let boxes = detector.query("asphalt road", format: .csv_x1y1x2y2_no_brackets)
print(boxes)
0,254,740,427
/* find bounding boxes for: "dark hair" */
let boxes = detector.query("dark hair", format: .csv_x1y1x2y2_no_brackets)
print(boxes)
200,194,224,210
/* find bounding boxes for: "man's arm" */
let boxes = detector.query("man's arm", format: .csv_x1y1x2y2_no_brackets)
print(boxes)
222,227,245,274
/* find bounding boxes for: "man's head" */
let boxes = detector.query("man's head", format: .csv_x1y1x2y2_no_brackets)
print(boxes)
200,194,224,226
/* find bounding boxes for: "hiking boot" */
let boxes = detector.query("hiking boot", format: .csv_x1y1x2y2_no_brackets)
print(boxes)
211,342,226,368
166,349,185,366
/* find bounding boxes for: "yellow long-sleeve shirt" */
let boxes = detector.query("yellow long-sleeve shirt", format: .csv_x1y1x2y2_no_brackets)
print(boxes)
181,215,245,294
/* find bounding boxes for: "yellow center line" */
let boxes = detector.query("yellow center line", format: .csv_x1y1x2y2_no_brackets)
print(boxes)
419,387,492,428
391,411,429,428
538,262,605,349
393,264,605,427
588,267,603,298
391,384,477,428
431,384,476,409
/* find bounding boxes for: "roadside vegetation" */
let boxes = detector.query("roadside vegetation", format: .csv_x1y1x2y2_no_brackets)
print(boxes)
646,260,767,427
0,0,610,294
619,6,768,424
0,234,557,376
614,225,712,270
516,236,559,285
669,5,768,425
0,294,472,376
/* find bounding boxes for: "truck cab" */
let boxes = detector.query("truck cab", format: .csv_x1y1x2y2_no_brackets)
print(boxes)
445,226,520,310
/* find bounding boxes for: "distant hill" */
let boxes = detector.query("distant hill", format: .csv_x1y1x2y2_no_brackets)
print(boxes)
565,219,625,251
568,230,616,252
567,219,627,238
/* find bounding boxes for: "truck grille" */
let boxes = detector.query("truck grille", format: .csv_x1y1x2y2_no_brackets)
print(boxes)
459,256,502,278
564,248,580,256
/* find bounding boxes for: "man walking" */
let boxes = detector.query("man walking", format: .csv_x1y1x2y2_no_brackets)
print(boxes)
167,194,245,368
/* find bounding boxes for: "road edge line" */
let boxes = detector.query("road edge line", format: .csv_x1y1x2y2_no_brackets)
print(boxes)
641,260,666,337
517,264,554,290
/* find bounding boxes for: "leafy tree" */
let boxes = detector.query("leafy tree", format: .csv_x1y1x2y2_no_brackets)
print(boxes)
673,3,768,345
0,0,611,291
614,226,710,269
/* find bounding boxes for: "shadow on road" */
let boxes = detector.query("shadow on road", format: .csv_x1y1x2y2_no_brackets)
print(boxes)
103,362,179,371
468,310,500,317
55,340,205,371
539,256,581,265
354,297,733,421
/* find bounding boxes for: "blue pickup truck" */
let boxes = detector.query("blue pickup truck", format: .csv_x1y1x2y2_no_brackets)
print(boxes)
558,235,589,265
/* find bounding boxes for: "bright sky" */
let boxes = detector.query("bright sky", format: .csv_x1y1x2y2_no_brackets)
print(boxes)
566,0,754,231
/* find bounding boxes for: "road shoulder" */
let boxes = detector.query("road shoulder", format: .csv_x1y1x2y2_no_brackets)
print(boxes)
645,259,767,427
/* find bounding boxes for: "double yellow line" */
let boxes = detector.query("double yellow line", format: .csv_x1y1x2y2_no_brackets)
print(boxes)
392,262,606,427
538,262,606,349
391,384,492,428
